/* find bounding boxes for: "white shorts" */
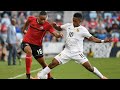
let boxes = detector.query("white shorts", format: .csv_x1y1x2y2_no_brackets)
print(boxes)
54,50,88,64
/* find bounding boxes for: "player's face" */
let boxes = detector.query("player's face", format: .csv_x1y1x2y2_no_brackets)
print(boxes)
73,17,81,27
38,15,47,24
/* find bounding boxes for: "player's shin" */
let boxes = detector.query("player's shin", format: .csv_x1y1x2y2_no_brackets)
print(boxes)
93,67,104,79
25,54,32,79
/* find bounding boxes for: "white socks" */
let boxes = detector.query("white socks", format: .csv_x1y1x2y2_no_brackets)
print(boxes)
39,66,104,79
39,66,51,79
93,67,104,79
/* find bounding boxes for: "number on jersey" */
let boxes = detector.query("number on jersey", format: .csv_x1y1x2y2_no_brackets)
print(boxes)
37,49,43,55
69,32,74,37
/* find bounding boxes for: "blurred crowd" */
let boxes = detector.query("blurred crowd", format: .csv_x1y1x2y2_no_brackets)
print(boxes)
0,11,120,63
82,11,120,42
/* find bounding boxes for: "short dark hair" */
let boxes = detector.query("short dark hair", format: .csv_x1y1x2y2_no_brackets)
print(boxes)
73,12,83,20
39,11,47,16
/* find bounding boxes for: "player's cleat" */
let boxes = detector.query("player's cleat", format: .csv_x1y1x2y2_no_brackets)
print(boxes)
48,77,54,79
100,76,108,79
26,74,31,79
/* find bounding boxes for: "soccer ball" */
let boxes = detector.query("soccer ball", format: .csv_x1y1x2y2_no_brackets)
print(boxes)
37,71,48,79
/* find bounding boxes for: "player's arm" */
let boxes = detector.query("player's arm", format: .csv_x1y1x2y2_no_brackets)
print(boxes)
51,31,63,38
49,23,63,38
51,22,63,31
88,36,112,43
22,19,30,34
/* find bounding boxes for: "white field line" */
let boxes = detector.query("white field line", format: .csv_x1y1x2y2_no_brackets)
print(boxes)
8,68,42,79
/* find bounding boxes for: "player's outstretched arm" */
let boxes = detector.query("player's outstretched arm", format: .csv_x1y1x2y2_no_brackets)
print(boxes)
88,36,112,43
51,22,62,31
51,31,63,38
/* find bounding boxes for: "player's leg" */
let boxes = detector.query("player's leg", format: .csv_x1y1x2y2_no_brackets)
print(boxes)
74,53,107,79
12,44,17,65
38,51,70,79
29,58,60,79
24,45,32,79
31,45,55,79
21,42,32,79
38,58,59,79
82,61,107,79
8,44,13,65
36,57,54,79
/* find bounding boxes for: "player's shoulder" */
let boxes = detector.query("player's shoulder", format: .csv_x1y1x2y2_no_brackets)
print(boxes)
44,21,52,26
67,23,72,25
27,16,37,20
79,25,88,31
63,23,72,26
45,21,50,24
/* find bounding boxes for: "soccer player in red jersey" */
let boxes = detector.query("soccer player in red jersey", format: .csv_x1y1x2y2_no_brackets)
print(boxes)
21,11,63,79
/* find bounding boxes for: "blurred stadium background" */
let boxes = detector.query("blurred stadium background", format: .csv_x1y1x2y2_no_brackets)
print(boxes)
0,11,120,79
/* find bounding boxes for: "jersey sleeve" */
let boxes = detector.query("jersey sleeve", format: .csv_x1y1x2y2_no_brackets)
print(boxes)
82,28,92,38
27,16,35,23
48,24,55,33
60,23,69,30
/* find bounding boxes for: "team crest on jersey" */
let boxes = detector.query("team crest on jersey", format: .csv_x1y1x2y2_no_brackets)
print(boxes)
40,26,43,30
77,29,79,32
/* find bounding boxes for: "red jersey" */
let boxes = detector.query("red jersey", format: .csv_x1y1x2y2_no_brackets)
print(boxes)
23,16,55,46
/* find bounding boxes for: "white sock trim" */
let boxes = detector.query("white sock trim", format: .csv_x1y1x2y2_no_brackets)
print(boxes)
41,66,51,76
44,66,51,74
93,67,104,78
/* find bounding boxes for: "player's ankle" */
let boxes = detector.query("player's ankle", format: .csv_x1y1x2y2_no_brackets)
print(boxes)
26,73,31,79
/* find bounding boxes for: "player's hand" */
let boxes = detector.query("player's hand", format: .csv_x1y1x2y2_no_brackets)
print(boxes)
59,32,63,38
104,38,112,43
51,22,57,27
23,30,27,34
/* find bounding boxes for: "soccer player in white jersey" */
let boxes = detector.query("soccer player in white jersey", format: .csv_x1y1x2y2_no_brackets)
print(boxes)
37,12,112,79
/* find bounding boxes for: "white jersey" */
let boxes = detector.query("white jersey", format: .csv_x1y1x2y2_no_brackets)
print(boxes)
61,23,92,53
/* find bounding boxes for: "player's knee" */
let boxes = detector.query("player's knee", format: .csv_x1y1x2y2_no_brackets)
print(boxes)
53,59,59,65
26,50,32,56
24,46,32,55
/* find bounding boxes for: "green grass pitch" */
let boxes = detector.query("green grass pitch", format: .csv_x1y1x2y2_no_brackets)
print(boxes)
0,57,120,79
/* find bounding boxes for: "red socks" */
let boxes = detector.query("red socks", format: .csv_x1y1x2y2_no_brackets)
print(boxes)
25,54,53,79
25,54,32,78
